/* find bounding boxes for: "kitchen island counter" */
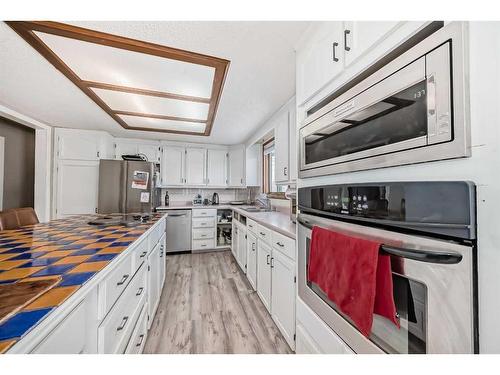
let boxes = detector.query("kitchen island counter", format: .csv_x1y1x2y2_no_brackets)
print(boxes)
0,213,167,353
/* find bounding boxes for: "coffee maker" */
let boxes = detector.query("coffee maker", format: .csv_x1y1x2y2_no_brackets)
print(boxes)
212,192,220,205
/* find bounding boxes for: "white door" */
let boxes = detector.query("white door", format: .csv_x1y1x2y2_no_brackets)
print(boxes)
115,143,138,160
148,242,161,328
237,225,247,272
231,222,239,259
296,22,345,105
256,240,272,312
344,21,401,67
228,147,245,187
185,147,206,186
57,131,101,161
246,232,257,290
288,104,298,182
206,149,227,187
274,110,290,183
271,249,296,349
56,160,99,218
161,146,185,186
138,144,160,164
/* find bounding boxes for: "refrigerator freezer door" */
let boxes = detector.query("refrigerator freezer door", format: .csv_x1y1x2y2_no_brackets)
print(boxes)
98,160,127,214
125,161,154,213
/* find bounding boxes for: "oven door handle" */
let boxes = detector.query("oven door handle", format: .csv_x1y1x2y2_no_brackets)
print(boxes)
380,245,462,265
297,216,463,265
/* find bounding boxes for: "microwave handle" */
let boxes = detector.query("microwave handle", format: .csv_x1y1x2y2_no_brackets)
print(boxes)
297,216,462,265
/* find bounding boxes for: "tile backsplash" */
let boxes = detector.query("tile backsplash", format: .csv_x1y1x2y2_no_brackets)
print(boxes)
159,187,260,205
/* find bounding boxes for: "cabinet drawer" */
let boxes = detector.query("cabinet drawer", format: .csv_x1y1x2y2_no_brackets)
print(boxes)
132,237,149,274
192,217,215,228
246,219,258,235
125,303,148,354
98,254,133,319
271,232,296,260
98,266,146,354
192,228,215,240
31,301,87,354
192,208,217,218
256,224,272,244
192,238,216,250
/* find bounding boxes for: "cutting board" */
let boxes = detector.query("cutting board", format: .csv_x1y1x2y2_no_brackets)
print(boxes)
0,278,60,324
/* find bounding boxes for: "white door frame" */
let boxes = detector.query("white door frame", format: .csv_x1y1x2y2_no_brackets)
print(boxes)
0,105,52,222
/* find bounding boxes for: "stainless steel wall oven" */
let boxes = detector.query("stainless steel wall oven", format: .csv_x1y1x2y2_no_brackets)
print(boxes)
297,181,477,353
299,22,469,178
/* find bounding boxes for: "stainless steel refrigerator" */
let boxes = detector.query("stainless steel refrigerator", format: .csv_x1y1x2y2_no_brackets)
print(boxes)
98,159,159,214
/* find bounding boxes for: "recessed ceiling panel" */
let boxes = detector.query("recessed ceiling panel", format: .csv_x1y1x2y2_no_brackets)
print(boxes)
7,21,230,135
118,114,206,133
35,31,216,99
91,88,209,120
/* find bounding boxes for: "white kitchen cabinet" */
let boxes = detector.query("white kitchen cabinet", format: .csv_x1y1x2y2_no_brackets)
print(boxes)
296,22,345,105
237,223,247,272
147,241,161,329
289,102,298,182
114,142,138,160
185,147,206,186
246,232,257,291
257,240,272,312
232,221,239,259
161,146,185,186
271,249,296,349
228,146,245,187
56,129,101,161
296,323,322,354
274,109,290,183
343,21,401,66
159,234,166,289
56,160,99,218
207,149,227,187
245,143,261,187
137,144,161,163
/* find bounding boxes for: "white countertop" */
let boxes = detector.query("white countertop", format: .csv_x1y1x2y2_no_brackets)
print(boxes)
156,203,296,239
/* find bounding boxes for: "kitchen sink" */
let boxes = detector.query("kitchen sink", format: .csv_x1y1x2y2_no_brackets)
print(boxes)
242,207,272,213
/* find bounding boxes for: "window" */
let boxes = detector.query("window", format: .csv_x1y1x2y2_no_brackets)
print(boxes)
262,139,286,198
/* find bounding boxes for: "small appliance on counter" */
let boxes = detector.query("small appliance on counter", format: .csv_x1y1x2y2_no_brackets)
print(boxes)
193,194,203,205
212,192,220,205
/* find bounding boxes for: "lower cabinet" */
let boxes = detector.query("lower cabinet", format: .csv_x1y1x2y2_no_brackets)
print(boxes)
296,323,322,354
256,240,272,312
246,232,257,290
237,223,247,271
147,241,161,329
270,250,296,348
125,303,149,354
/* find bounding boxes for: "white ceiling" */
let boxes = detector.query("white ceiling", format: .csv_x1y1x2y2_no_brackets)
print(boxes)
0,21,310,144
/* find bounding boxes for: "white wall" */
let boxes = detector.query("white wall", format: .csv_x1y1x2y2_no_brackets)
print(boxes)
295,22,500,353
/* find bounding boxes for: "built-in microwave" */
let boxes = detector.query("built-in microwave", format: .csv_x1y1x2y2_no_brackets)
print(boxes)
299,22,470,178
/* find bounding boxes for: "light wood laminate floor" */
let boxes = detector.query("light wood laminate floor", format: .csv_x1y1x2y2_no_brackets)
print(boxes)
144,250,292,354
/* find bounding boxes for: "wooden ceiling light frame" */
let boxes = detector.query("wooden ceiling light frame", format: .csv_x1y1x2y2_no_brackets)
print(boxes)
6,21,230,136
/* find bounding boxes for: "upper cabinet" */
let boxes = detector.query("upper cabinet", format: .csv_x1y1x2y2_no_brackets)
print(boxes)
114,139,161,163
228,146,246,187
207,149,228,187
245,143,261,187
296,21,429,106
296,22,345,105
185,148,206,186
274,110,290,183
56,128,102,161
161,146,185,186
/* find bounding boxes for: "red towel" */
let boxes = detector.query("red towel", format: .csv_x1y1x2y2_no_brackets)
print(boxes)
308,226,399,337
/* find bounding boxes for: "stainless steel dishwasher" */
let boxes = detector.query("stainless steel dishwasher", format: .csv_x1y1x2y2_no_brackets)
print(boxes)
165,210,192,253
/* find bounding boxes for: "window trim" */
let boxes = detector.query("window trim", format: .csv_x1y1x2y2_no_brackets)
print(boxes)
262,137,287,200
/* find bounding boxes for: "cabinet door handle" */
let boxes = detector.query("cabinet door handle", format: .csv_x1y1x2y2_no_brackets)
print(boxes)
284,167,287,176
140,251,147,258
260,232,266,236
117,316,129,331
117,274,129,286
344,29,351,51
252,243,256,251
136,334,145,347
332,42,339,62
271,257,274,268
266,254,270,265
276,242,284,247
136,287,144,296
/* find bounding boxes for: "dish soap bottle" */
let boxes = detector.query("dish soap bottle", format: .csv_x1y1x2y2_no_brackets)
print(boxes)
164,191,169,206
